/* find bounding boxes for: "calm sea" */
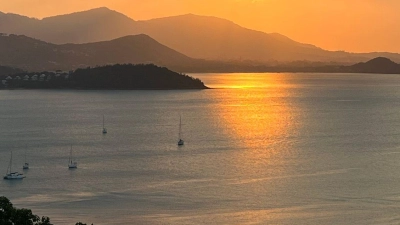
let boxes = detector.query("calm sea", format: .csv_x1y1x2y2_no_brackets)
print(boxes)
1,73,400,225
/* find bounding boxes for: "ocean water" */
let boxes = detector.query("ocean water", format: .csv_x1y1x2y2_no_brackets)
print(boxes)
1,73,400,225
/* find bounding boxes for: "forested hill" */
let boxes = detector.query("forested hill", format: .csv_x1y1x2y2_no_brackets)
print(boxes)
0,65,23,76
72,64,207,89
1,64,208,90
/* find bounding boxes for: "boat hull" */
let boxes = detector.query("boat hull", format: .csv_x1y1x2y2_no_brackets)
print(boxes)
3,173,25,180
68,162,77,169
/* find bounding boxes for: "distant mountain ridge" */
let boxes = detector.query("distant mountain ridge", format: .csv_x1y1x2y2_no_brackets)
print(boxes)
0,35,399,75
1,7,400,63
0,33,193,71
0,7,138,44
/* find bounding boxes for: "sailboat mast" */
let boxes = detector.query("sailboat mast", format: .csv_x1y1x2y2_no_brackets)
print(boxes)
179,115,182,139
69,145,72,163
103,115,105,129
10,151,12,173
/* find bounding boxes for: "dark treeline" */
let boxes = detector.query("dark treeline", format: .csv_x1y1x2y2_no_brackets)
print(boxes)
0,64,208,90
171,57,400,74
1,58,399,85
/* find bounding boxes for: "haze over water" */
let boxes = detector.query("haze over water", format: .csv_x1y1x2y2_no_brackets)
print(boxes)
1,73,400,224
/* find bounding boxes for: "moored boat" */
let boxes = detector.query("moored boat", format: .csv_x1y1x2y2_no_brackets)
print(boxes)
68,146,78,169
178,115,184,146
4,151,25,180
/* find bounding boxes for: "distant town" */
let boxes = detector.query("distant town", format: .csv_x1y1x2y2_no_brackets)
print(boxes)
0,70,71,89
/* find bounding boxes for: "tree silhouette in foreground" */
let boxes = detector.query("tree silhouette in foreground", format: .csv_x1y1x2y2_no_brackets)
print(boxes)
0,196,52,225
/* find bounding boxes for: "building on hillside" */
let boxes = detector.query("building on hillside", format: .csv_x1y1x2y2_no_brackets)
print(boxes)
39,74,46,81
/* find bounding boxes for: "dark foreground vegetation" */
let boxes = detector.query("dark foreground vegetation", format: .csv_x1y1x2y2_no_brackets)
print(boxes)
0,196,92,225
0,196,51,225
0,64,208,90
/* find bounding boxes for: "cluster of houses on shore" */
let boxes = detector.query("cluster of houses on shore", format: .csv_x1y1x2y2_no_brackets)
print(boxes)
1,70,72,88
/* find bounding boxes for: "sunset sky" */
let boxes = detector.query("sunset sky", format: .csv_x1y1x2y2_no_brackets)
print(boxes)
1,0,399,53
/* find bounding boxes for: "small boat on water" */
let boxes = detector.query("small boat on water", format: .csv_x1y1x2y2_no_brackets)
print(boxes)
102,115,107,134
4,172,26,180
23,150,29,170
4,151,25,180
178,115,184,146
68,146,77,169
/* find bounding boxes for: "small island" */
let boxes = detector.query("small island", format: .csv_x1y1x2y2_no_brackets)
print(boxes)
0,64,208,90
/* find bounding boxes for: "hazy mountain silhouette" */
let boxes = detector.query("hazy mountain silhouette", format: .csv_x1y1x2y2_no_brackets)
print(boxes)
2,8,400,63
0,35,398,75
348,57,400,74
136,14,400,63
0,34,193,71
0,8,138,44
136,14,331,61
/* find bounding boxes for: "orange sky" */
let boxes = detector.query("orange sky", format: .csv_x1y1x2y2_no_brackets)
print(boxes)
1,0,399,53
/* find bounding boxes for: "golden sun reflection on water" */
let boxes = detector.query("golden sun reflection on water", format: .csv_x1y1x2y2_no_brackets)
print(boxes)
211,73,300,175
205,74,302,223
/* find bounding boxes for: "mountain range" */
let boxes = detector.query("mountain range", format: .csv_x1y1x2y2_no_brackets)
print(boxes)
2,34,400,74
0,33,193,71
1,7,400,64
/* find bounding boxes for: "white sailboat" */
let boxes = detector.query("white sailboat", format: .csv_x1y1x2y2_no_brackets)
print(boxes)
4,151,25,180
102,115,107,134
178,116,184,146
68,146,77,169
23,150,29,170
